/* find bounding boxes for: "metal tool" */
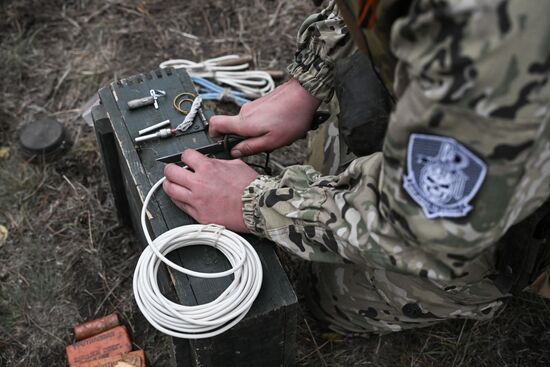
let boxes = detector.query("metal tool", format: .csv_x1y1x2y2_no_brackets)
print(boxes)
127,89,166,110
198,108,209,127
156,135,245,163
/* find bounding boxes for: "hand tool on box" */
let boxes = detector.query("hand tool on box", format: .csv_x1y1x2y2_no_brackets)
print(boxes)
154,110,331,162
156,135,245,163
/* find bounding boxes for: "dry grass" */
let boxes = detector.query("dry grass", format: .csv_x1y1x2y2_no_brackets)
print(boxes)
0,0,549,366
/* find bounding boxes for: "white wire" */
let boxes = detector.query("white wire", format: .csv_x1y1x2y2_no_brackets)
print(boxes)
133,177,263,339
159,54,275,97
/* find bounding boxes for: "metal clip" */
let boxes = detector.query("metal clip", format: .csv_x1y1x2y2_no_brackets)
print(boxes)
150,89,166,109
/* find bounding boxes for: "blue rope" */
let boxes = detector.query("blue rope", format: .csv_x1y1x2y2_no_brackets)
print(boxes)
191,76,250,106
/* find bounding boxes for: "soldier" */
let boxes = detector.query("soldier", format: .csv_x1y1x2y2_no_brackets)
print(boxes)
162,0,550,334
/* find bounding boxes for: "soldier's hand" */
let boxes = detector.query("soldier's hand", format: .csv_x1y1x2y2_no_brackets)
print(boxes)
162,149,258,233
209,78,321,157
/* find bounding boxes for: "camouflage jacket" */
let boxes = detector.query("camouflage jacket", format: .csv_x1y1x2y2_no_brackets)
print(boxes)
242,0,550,285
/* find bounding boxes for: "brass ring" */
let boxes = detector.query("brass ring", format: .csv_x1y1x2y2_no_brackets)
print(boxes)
175,98,195,114
173,92,197,114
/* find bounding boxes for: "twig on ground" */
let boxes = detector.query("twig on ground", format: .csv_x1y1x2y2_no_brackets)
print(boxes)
94,275,130,316
26,316,65,344
62,174,78,196
303,317,328,367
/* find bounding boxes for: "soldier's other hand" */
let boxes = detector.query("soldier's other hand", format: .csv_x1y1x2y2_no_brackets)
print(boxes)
209,78,321,157
162,149,258,233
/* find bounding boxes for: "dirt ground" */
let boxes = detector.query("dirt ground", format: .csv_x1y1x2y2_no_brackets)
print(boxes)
1,0,549,366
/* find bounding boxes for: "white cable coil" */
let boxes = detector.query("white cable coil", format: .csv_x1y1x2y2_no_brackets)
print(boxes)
134,177,263,339
159,55,275,97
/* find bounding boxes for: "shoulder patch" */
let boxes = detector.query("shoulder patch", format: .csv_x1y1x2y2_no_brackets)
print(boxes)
403,134,487,219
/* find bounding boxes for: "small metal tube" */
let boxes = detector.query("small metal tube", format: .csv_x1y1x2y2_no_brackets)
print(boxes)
138,119,171,135
135,132,158,143
134,128,174,143
127,96,155,110
198,108,208,127
157,128,174,138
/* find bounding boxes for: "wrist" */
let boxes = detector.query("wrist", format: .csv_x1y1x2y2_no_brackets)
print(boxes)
286,78,322,113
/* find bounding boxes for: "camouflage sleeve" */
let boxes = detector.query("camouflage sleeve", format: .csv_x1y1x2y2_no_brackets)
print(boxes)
243,0,550,280
287,0,355,102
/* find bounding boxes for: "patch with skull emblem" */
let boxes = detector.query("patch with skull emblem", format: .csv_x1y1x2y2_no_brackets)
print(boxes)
403,134,487,219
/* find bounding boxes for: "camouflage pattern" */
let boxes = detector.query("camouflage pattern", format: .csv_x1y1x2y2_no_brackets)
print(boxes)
308,262,502,334
287,1,355,102
242,0,550,334
304,95,356,175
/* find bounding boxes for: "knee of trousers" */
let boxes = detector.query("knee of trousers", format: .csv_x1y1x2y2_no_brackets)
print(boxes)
306,262,506,335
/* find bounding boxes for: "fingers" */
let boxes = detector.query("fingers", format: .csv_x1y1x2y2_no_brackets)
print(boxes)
163,176,199,219
209,114,247,138
180,149,209,171
231,136,272,157
163,179,192,203
164,163,194,189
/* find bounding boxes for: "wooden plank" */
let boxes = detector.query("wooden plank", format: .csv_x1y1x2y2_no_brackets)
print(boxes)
191,240,298,366
92,105,131,227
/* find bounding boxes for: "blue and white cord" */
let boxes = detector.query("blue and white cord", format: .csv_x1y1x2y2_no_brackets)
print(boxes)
160,55,275,106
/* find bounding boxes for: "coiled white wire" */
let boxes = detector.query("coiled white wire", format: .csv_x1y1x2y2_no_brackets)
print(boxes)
133,177,263,339
159,55,275,97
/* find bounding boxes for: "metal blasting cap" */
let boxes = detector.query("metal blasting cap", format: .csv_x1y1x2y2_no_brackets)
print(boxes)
18,117,68,162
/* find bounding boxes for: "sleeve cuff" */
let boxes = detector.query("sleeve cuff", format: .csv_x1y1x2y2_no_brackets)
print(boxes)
241,175,279,236
287,52,335,102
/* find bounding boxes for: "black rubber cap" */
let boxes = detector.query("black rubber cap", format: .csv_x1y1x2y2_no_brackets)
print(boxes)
19,117,66,160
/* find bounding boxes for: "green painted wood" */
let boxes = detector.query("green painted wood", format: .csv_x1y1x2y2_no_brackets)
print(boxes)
92,106,131,227
93,68,298,367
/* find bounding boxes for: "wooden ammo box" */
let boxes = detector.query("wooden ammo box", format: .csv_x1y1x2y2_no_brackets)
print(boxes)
91,68,298,366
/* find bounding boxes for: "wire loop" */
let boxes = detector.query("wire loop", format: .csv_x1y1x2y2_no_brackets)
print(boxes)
160,55,275,106
134,177,263,339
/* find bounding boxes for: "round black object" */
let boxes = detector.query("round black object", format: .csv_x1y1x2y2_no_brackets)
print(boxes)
19,117,67,162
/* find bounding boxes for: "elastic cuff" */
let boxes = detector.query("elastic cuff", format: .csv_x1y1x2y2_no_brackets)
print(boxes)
242,175,279,236
287,52,335,102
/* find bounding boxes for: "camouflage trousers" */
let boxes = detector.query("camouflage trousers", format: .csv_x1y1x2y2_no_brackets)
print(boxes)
303,96,505,335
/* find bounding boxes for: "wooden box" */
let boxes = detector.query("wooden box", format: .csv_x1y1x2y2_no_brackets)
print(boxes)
91,68,298,366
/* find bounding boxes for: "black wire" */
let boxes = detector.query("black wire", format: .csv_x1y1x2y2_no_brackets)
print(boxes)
245,152,272,175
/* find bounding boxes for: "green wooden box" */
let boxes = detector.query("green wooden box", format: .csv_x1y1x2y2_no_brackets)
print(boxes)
91,68,298,366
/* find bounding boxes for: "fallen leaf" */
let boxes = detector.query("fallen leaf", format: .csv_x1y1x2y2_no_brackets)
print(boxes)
0,225,7,247
321,331,345,342
0,147,10,160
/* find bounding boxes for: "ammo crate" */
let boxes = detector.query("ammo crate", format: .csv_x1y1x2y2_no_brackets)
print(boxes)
91,68,298,366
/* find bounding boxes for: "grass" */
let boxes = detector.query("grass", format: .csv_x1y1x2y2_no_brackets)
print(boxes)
1,0,549,366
